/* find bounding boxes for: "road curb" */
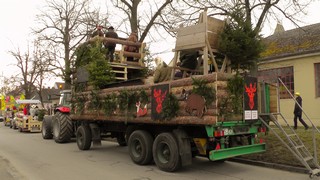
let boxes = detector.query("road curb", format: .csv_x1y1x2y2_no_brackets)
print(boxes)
229,158,309,174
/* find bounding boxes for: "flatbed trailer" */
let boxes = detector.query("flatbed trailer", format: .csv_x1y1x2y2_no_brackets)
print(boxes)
40,10,275,172
63,73,270,172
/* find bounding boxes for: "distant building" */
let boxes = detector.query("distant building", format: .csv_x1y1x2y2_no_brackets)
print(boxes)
258,23,320,125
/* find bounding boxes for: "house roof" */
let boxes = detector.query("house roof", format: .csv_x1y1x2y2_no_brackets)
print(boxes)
40,88,61,103
260,23,320,61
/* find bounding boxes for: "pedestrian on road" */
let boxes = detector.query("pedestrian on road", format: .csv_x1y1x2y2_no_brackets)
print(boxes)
293,92,309,130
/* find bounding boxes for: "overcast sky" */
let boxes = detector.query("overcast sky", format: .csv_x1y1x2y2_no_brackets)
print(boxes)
0,0,320,87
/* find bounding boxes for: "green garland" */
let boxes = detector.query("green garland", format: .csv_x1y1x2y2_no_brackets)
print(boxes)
102,93,118,115
88,90,101,111
226,73,244,114
73,94,86,114
219,73,244,116
160,93,179,120
191,78,216,106
117,89,149,113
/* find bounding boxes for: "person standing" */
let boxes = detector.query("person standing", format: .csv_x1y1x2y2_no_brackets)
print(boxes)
104,26,118,62
124,31,138,61
293,92,309,130
91,25,104,38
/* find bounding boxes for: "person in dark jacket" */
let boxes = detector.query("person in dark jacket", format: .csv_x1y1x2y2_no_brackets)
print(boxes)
104,26,118,62
175,50,199,77
293,92,309,130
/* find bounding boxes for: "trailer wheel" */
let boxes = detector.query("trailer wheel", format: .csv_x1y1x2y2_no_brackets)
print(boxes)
76,125,92,150
42,116,53,139
153,132,181,172
53,112,73,143
128,130,153,165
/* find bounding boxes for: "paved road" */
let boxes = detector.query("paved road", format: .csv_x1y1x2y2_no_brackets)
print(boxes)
0,123,317,180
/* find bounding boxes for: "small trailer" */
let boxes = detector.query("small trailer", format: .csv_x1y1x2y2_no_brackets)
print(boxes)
14,99,42,132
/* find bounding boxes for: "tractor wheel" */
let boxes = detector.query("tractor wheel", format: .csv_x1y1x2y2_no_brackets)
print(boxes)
42,116,53,139
153,132,181,172
128,130,153,165
53,112,73,143
76,125,92,150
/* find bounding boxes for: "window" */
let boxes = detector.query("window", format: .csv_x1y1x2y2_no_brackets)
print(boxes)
315,63,320,97
258,66,294,99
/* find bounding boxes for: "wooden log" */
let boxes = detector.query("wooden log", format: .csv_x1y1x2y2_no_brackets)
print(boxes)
88,36,142,47
77,72,232,96
123,51,141,58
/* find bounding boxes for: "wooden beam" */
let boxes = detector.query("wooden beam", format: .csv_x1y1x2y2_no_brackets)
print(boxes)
88,36,142,47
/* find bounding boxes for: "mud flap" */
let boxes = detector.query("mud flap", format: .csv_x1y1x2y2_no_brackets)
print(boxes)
173,129,192,166
89,123,101,146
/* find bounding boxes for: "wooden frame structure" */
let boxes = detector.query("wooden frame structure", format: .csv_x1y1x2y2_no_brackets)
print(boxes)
170,10,226,80
88,36,146,81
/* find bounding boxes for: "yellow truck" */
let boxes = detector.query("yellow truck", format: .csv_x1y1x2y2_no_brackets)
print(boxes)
14,100,42,132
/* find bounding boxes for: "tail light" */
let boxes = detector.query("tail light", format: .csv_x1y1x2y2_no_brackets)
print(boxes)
214,130,224,137
215,143,221,150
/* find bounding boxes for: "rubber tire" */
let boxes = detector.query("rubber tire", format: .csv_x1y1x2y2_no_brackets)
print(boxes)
153,132,181,172
128,130,153,165
42,116,53,139
76,125,92,150
53,112,73,143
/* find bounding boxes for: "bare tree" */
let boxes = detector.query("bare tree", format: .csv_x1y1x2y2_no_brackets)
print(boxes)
110,0,173,42
33,39,52,107
164,0,313,35
33,0,102,89
9,44,40,99
8,39,52,106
